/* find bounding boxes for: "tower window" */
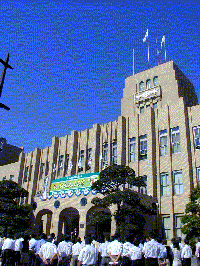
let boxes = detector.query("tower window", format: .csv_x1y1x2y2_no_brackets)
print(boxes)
129,137,136,163
112,141,117,165
146,79,151,89
153,76,159,86
139,81,145,92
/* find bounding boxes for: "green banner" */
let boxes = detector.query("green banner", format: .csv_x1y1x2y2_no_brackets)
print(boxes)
50,172,99,197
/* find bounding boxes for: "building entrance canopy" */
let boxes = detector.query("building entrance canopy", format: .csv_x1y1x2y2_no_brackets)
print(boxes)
50,172,99,198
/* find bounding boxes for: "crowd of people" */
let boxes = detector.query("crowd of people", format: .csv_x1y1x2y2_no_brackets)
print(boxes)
0,230,199,266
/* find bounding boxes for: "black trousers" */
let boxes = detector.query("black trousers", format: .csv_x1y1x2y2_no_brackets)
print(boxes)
2,249,15,266
145,257,159,266
132,259,144,266
182,258,191,266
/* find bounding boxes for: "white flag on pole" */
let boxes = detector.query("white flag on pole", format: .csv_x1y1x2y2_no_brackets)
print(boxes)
88,156,92,165
143,29,148,43
78,158,82,167
68,161,73,170
161,35,165,48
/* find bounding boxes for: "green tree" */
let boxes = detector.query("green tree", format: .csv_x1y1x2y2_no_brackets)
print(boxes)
90,165,153,239
0,180,33,236
181,185,200,247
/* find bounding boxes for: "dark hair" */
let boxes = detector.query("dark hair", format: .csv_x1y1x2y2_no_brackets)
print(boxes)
173,239,180,250
184,239,189,245
64,234,71,241
31,233,37,239
76,237,82,243
85,236,92,245
40,233,47,240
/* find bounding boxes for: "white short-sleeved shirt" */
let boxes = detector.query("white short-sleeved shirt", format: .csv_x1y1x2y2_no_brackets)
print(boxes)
2,238,15,250
57,241,73,257
72,242,83,256
107,240,123,256
29,238,38,251
14,239,23,252
181,244,192,259
122,242,134,258
196,242,200,257
130,246,143,260
99,241,110,257
38,242,57,260
78,244,98,265
143,239,160,259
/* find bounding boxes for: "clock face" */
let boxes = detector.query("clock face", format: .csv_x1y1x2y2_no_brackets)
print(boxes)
54,200,60,208
80,197,87,206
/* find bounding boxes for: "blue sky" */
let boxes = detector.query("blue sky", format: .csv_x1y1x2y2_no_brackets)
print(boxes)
0,0,199,153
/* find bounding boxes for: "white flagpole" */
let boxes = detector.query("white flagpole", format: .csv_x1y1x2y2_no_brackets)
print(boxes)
133,48,135,75
147,37,150,68
164,37,167,62
156,37,159,65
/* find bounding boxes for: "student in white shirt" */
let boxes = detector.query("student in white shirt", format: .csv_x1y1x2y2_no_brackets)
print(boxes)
195,237,200,266
38,240,58,266
107,235,123,265
98,237,111,266
57,234,73,266
143,232,160,266
72,237,83,266
78,236,98,266
181,238,192,266
1,233,15,266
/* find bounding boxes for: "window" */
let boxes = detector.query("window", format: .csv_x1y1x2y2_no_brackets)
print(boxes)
10,175,14,181
140,106,144,113
45,162,49,176
146,104,150,108
171,127,181,154
24,166,29,182
193,126,200,149
159,129,167,156
139,134,147,159
173,171,183,195
78,150,84,172
129,137,136,163
139,175,147,194
58,155,64,176
153,76,159,86
153,102,157,109
86,148,92,170
139,81,145,92
64,154,69,176
163,216,170,239
112,141,117,165
197,167,200,186
175,215,184,238
160,172,169,196
39,163,45,179
146,79,151,89
29,165,33,181
103,143,108,168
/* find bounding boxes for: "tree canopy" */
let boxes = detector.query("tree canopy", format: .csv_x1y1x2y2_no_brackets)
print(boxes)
90,165,153,239
182,185,200,238
0,180,33,236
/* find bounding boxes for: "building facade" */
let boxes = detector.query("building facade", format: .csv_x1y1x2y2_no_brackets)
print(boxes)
1,60,200,241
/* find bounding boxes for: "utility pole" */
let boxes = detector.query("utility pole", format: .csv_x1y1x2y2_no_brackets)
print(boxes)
0,53,13,110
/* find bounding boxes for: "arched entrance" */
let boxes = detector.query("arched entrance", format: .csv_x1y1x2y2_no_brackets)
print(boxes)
58,207,79,241
35,209,53,236
86,206,111,241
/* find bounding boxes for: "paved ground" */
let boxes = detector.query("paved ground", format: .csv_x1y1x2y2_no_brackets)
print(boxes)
192,256,199,266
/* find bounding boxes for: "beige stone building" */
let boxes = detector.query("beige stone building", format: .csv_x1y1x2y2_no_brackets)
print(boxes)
1,60,200,241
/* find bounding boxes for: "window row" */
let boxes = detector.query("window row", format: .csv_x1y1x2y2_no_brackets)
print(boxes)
139,76,159,92
160,171,183,196
163,215,184,240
